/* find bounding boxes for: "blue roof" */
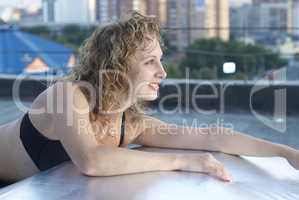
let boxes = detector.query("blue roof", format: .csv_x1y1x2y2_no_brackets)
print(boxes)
0,26,74,74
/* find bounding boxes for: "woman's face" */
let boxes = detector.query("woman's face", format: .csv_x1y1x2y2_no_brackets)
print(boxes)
128,38,167,102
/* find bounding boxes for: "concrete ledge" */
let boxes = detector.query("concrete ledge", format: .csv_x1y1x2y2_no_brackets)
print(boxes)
155,79,299,115
0,75,49,99
0,77,298,115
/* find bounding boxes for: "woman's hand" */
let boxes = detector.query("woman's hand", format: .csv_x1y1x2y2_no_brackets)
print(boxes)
177,153,233,182
286,149,299,170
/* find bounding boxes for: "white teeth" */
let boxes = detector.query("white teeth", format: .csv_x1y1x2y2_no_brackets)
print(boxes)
148,83,159,90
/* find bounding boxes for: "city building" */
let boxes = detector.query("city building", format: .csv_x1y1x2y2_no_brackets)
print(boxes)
95,0,146,23
95,0,115,23
229,4,248,40
166,0,204,49
230,1,289,43
205,0,230,41
19,8,43,25
146,0,167,26
42,0,94,24
158,0,167,27
42,0,56,23
94,0,166,25
166,0,192,49
166,0,229,49
252,0,285,3
233,0,299,37
38,0,230,50
292,0,299,36
42,0,165,25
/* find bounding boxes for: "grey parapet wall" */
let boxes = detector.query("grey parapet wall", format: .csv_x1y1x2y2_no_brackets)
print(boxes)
153,79,299,116
0,75,49,100
0,76,298,115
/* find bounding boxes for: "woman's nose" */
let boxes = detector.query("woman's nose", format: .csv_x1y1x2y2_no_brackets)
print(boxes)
156,63,167,79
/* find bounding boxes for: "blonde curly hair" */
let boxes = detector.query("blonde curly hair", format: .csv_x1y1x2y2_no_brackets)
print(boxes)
65,11,163,122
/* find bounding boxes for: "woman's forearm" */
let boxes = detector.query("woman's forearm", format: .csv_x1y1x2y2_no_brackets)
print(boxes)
133,122,299,170
79,146,233,181
186,127,294,157
144,125,294,158
209,129,294,157
81,147,180,176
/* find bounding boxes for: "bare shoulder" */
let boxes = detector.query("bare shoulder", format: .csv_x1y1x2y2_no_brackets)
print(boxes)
37,81,89,114
28,81,90,139
46,81,92,123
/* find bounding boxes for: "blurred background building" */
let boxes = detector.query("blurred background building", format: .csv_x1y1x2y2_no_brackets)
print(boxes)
40,0,229,49
42,0,93,24
1,0,299,79
0,0,230,50
230,0,299,62
159,0,230,49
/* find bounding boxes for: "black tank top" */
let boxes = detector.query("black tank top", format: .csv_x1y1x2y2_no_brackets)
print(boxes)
20,112,125,171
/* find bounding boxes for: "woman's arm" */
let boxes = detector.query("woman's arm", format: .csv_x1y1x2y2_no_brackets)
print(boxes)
52,82,231,181
132,115,299,170
81,146,232,182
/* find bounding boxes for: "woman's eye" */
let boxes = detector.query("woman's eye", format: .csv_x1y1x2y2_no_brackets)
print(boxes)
145,59,155,65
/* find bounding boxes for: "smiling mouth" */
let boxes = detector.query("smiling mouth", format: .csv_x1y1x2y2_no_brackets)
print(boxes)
148,82,159,91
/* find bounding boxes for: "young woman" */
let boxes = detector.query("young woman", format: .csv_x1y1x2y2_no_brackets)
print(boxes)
0,12,298,183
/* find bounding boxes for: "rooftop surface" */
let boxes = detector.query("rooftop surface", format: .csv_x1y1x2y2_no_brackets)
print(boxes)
0,147,298,200
0,98,298,199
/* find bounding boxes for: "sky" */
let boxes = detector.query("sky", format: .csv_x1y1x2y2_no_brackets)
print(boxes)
0,0,252,8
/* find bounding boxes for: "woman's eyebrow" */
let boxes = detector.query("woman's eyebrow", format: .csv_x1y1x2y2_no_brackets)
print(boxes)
143,54,163,60
141,55,157,60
